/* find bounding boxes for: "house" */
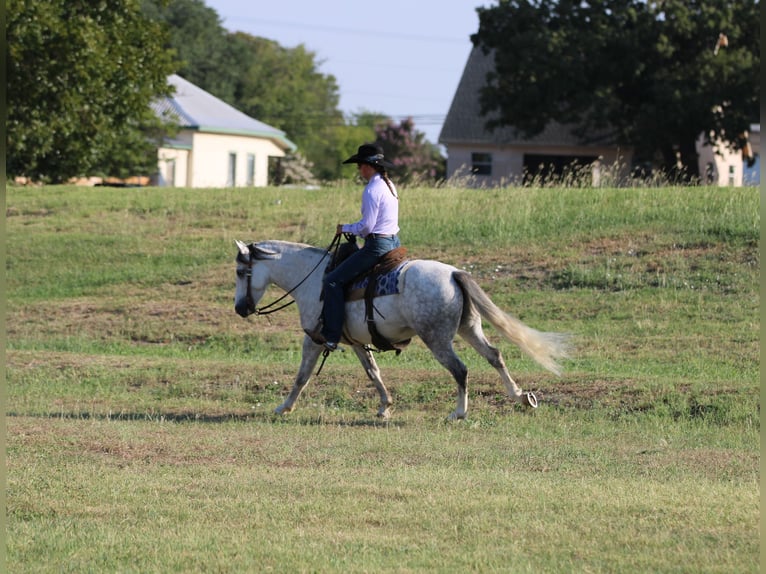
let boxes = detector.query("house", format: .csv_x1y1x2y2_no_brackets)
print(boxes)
439,47,633,187
696,123,760,186
151,74,296,188
743,124,761,186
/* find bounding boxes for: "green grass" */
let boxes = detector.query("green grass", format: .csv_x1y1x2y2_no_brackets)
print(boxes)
5,183,759,573
7,413,758,573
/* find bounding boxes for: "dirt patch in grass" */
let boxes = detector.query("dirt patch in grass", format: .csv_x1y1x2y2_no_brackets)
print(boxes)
7,281,297,345
7,347,757,422
450,234,758,291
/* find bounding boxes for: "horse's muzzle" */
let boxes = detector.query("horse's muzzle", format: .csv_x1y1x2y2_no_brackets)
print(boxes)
234,298,255,318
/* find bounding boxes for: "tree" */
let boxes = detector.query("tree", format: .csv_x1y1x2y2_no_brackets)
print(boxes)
141,0,241,103
143,1,441,183
471,0,760,179
227,33,346,181
7,0,176,183
374,117,446,184
142,0,350,182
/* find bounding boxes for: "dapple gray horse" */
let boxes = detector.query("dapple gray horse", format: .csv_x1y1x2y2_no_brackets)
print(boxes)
234,239,570,420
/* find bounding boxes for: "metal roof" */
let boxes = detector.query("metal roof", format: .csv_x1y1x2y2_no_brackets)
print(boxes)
153,74,296,152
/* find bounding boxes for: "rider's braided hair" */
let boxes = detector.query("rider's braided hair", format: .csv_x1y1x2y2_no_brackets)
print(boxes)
373,165,398,199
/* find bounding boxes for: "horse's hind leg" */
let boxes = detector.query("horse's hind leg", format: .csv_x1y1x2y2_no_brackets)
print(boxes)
275,338,323,414
420,335,469,420
458,315,528,404
352,345,393,419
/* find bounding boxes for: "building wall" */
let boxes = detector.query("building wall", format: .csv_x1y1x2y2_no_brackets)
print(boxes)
158,130,288,188
157,148,190,187
695,134,743,186
445,144,633,187
190,132,286,188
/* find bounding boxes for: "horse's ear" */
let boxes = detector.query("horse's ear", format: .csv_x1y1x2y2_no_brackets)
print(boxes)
235,240,250,256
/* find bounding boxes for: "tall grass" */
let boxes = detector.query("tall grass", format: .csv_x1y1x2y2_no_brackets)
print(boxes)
404,186,758,248
5,183,759,573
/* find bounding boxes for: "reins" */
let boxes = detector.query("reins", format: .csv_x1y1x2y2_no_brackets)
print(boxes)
245,234,347,377
251,233,343,316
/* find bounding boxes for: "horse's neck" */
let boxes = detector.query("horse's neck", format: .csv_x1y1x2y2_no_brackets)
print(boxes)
266,247,325,308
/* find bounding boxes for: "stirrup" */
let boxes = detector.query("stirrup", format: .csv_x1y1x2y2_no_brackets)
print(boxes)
303,326,326,345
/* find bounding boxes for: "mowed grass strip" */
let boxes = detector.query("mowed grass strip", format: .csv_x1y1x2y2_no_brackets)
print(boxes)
7,414,758,573
5,184,759,573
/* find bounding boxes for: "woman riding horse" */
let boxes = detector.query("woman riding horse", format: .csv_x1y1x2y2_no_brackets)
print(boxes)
305,143,401,351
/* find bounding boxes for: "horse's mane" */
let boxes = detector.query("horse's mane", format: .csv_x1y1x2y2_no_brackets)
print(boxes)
254,239,327,258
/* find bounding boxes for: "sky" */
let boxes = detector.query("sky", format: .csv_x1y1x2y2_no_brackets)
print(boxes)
202,0,489,146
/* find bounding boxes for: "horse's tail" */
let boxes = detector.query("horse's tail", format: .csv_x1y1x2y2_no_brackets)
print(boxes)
452,271,571,375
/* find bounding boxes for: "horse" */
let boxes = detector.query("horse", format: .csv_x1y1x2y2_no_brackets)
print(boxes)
233,239,570,420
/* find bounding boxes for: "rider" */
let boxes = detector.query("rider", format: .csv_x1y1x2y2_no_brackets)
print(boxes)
306,143,401,351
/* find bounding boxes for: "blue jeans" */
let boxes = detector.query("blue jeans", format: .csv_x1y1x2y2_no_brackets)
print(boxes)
321,235,401,344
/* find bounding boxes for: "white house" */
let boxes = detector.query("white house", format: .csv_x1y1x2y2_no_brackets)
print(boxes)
696,123,760,187
152,75,296,188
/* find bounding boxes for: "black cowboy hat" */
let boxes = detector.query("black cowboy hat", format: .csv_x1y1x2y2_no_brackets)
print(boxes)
342,143,394,169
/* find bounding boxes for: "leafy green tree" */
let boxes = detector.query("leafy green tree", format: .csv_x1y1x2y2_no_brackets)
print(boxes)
144,2,443,183
331,112,382,180
334,112,445,184
228,33,345,181
374,117,446,184
7,0,176,183
141,0,241,103
352,111,391,131
142,0,350,182
472,0,760,179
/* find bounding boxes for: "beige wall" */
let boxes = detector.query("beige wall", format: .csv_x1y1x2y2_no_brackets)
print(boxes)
695,134,743,186
157,148,190,187
445,144,632,187
158,130,288,188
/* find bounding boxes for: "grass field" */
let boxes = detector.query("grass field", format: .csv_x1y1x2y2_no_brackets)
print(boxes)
5,183,760,573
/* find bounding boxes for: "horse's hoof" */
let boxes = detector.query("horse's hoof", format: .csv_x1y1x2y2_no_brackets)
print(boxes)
447,411,466,422
274,404,292,415
377,407,392,420
521,392,538,408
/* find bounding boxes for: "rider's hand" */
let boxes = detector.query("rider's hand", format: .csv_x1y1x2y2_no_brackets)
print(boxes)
335,224,343,236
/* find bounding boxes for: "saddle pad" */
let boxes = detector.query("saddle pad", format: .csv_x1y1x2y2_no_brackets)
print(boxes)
347,260,409,301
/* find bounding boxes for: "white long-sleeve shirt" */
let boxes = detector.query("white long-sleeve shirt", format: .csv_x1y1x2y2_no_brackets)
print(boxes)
341,173,399,238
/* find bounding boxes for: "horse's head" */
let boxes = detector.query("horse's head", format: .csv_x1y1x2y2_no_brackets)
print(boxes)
233,240,279,318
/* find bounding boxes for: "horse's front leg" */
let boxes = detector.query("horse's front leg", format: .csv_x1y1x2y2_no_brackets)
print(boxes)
351,345,393,420
275,337,324,414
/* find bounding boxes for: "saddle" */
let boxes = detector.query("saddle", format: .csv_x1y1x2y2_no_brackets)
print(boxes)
327,237,412,354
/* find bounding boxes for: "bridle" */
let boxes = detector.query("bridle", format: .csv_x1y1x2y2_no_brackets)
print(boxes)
238,234,344,317
237,258,294,317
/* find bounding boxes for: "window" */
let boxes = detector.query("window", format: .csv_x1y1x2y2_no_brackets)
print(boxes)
471,152,492,175
165,158,176,187
246,154,255,186
227,152,237,187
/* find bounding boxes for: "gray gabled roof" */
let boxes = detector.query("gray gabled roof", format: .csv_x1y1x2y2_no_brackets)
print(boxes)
439,47,614,147
153,74,296,152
